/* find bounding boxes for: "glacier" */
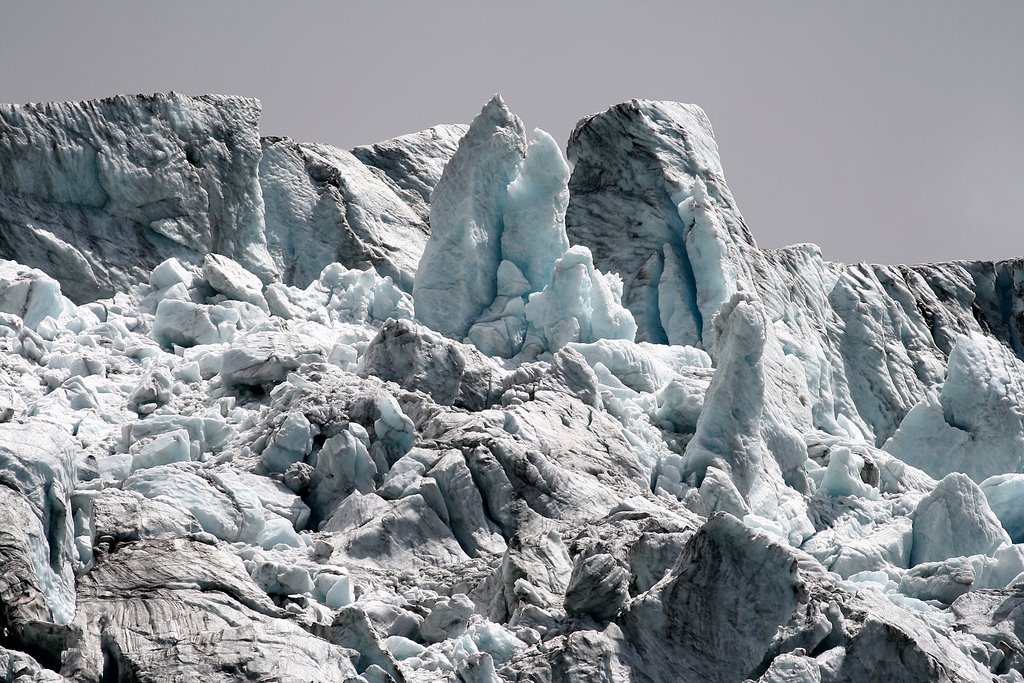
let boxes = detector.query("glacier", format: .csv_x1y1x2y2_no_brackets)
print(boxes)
0,90,1022,682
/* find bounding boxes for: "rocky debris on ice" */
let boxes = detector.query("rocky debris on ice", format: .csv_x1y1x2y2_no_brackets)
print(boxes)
1,91,1024,682
360,317,506,411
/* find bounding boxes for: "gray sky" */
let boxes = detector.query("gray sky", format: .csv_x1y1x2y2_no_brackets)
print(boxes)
2,0,1021,265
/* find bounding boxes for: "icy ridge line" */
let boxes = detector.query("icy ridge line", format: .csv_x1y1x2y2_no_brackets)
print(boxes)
0,91,1022,682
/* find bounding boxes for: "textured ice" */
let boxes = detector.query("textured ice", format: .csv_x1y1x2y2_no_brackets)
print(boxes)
0,260,75,331
522,245,637,354
910,473,1010,566
0,92,275,301
414,95,527,340
566,100,752,347
1,91,1024,681
416,96,633,358
681,293,814,544
885,332,1024,482
981,474,1024,542
499,129,571,293
352,123,468,223
260,137,429,291
0,423,78,624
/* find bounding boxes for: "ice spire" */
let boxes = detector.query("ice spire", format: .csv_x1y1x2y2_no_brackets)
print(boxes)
413,94,527,340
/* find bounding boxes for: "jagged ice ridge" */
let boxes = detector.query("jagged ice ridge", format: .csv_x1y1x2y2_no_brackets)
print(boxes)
0,91,1022,682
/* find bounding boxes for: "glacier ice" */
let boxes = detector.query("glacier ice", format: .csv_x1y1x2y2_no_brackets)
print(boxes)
0,92,275,301
499,129,571,293
884,332,1024,482
352,123,469,223
416,96,636,359
910,473,1010,566
0,91,1023,682
522,245,637,354
414,94,527,340
0,261,76,331
260,136,430,291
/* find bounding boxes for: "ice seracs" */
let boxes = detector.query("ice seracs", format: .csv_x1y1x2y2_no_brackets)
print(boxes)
415,96,636,359
414,94,528,340
260,137,430,292
565,99,753,348
884,332,1024,482
0,260,76,331
2,90,1024,681
680,292,815,545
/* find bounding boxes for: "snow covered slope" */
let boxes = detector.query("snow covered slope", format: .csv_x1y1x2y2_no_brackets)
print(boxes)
0,92,1023,682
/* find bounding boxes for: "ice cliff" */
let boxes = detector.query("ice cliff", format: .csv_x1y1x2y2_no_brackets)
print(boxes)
0,91,1022,682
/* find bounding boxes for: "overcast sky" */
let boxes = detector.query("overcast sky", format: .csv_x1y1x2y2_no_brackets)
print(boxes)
2,1,1021,265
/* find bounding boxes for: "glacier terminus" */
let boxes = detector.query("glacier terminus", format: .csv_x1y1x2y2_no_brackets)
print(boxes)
0,91,1022,682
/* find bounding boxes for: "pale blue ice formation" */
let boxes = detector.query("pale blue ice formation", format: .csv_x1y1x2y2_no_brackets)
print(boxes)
499,129,571,293
413,95,527,341
416,96,635,358
0,260,76,331
522,245,637,354
884,332,1024,482
680,292,814,545
1,90,1024,682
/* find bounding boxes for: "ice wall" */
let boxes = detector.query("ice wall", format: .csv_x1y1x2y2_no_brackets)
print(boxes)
566,98,1024,448
353,123,468,223
0,92,275,301
260,138,429,291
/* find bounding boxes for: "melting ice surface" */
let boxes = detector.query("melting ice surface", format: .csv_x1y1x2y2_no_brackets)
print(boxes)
0,91,1023,681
